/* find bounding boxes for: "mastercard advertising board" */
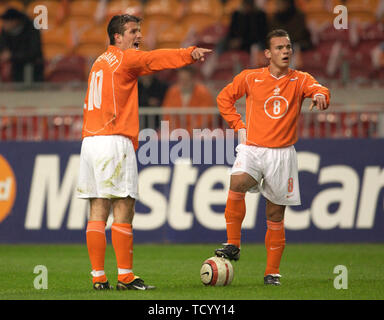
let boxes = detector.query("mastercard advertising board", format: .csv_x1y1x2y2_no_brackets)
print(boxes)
0,139,383,243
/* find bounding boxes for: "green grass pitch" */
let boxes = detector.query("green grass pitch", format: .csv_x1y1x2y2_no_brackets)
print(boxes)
0,243,383,300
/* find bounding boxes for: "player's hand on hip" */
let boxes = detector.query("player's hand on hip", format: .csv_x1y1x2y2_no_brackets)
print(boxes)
309,95,328,111
191,47,212,62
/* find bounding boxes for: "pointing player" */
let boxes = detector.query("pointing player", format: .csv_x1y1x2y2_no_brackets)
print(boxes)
77,14,211,290
214,29,330,285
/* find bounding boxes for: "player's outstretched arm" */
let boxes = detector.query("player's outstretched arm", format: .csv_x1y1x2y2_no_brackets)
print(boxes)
125,47,212,76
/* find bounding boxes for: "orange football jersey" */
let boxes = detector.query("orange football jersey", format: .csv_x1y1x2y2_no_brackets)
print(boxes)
217,67,330,148
82,45,196,149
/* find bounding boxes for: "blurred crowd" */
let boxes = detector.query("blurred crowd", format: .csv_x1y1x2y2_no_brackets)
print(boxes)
0,0,383,86
1,0,383,141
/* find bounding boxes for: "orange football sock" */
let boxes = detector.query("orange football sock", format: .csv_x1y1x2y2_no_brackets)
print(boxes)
111,223,135,283
86,220,107,283
224,190,246,248
264,220,285,276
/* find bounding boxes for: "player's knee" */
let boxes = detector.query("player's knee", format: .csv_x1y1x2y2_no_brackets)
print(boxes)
230,175,255,193
89,198,111,221
265,199,285,221
112,198,135,223
266,212,284,222
230,184,247,193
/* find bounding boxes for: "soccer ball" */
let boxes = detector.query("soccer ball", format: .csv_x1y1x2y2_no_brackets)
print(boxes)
200,256,234,286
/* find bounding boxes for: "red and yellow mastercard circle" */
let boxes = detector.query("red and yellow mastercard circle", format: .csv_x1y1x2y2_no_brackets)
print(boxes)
0,155,16,223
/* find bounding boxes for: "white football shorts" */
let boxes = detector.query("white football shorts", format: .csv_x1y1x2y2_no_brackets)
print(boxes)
231,144,301,206
77,135,139,199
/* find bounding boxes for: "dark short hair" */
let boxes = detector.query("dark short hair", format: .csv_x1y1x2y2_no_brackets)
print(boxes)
265,29,290,49
107,14,142,45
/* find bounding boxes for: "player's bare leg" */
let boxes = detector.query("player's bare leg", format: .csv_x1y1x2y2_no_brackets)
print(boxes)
112,196,135,224
112,197,155,290
89,198,111,221
264,199,286,286
87,198,112,290
215,172,258,261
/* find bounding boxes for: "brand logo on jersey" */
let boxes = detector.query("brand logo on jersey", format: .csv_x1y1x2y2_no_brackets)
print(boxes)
273,86,280,95
290,77,298,81
0,155,16,223
254,79,264,83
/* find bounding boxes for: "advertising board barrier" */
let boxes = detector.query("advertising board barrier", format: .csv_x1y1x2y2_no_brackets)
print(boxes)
0,139,383,243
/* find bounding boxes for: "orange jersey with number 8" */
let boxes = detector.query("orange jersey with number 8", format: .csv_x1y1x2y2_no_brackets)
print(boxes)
82,45,195,149
217,67,330,148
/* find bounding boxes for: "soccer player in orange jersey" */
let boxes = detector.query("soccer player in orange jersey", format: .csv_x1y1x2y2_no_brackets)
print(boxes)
214,29,330,285
76,14,211,290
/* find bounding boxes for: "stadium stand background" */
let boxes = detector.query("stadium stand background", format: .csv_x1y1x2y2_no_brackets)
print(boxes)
0,0,384,141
